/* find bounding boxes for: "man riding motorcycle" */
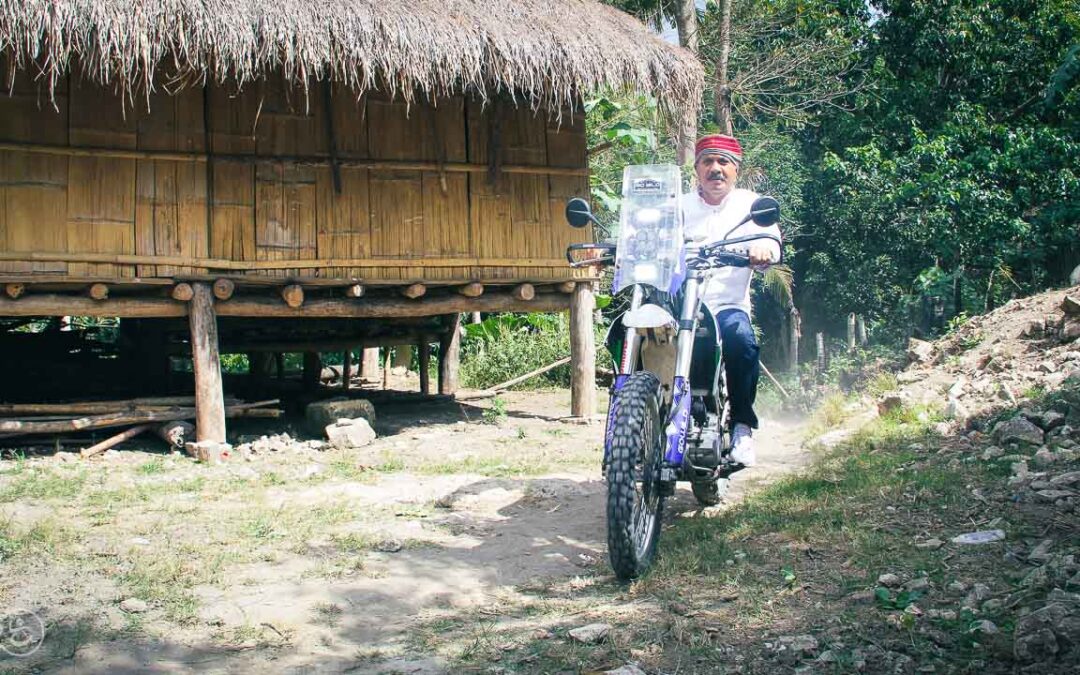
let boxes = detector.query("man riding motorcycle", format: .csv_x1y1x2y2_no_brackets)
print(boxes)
683,134,782,467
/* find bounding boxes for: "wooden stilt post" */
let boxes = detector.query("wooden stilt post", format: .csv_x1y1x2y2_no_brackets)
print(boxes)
847,313,857,352
303,352,321,391
275,352,285,380
857,315,868,346
392,345,413,369
342,349,352,391
361,347,380,383
418,340,431,395
816,332,826,373
439,313,462,396
570,282,596,417
189,283,226,443
383,348,391,390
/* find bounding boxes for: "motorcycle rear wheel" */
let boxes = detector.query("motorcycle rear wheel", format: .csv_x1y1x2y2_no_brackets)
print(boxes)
606,371,666,581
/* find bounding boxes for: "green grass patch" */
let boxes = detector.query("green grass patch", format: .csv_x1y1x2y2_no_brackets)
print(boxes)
0,466,88,502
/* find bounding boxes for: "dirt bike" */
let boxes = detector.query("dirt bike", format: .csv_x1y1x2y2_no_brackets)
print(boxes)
565,164,781,581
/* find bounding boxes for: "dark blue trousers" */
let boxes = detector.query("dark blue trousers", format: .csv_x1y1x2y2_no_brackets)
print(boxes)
715,308,760,429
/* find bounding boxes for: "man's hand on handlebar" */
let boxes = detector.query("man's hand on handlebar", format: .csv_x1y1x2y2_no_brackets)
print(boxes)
747,244,775,267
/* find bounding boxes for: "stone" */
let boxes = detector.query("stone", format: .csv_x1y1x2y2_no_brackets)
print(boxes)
1064,321,1080,342
605,665,647,675
970,620,999,635
1063,294,1080,316
120,598,149,613
776,634,819,654
980,446,1005,460
992,417,1045,446
878,573,903,587
129,537,151,546
185,441,232,464
917,538,945,550
1049,471,1080,487
1071,265,1080,286
1032,449,1057,468
375,538,403,553
305,398,376,434
927,609,958,621
962,584,993,610
951,530,1006,546
946,580,968,594
1027,410,1067,431
1013,600,1080,661
908,338,935,364
325,417,377,450
877,392,908,416
1037,360,1058,374
1035,489,1076,502
568,623,611,644
945,399,968,421
906,577,931,592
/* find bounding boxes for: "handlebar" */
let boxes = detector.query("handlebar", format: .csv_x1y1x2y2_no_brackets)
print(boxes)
566,243,617,268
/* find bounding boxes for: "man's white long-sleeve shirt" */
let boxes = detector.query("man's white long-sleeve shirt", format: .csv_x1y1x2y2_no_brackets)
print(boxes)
681,187,782,317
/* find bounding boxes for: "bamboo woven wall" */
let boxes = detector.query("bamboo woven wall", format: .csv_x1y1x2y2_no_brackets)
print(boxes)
0,66,592,284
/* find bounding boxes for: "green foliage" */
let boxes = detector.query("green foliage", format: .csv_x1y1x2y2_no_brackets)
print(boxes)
482,397,508,425
460,313,605,390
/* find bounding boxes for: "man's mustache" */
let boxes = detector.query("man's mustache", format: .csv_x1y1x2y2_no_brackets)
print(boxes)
707,172,725,181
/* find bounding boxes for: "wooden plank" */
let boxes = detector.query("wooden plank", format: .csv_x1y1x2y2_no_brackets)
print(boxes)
0,251,572,269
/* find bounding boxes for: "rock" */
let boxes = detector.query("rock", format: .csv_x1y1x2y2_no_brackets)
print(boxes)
1029,540,1056,565
776,634,819,654
1063,294,1080,316
325,417,377,449
878,573,903,588
1064,321,1080,342
917,538,945,550
908,338,936,364
305,398,376,434
1037,360,1058,374
185,441,232,464
946,580,969,594
1071,266,1080,286
970,620,999,635
906,577,931,592
1035,489,1076,503
847,590,876,605
962,584,993,610
568,623,611,644
1025,410,1066,431
980,446,1005,460
992,417,1045,447
1020,566,1052,590
376,538,403,553
951,530,1006,546
1032,449,1057,468
605,665,646,675
1014,599,1080,662
129,537,151,546
1050,471,1080,487
928,609,958,621
877,392,909,416
120,598,149,613
945,399,969,421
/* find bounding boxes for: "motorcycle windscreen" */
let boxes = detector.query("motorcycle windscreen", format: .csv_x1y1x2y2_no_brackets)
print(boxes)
611,165,685,295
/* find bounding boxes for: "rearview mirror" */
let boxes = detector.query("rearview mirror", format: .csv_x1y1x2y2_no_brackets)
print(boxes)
749,197,780,227
565,198,596,228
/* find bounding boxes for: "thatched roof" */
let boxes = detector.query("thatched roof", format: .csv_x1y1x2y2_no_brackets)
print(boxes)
0,0,703,115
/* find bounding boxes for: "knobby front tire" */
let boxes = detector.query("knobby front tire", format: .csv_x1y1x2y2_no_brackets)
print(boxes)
606,371,666,581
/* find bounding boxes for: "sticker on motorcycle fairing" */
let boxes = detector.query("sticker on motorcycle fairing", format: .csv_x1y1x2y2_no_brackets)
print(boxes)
630,178,664,195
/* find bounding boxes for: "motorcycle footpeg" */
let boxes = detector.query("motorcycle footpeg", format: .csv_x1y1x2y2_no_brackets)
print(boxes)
713,458,747,479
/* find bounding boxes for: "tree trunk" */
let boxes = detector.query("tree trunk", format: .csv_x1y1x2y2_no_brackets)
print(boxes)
189,283,226,443
673,0,700,164
438,314,462,396
303,352,321,391
418,341,431,395
570,283,596,417
715,0,734,134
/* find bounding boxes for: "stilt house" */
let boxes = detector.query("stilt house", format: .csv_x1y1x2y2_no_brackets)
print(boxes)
0,0,702,440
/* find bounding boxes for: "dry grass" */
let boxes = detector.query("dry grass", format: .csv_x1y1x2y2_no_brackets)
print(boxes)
0,0,703,118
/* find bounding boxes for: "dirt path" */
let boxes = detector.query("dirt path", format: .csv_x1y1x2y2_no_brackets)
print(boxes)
1,389,810,674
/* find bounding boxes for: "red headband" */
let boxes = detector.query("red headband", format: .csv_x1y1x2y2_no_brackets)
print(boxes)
695,134,743,163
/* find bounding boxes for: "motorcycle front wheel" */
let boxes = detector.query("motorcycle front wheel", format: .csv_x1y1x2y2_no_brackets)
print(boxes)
606,371,666,581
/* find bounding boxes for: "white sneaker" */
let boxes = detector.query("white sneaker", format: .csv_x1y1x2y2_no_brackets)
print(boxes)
730,423,756,467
